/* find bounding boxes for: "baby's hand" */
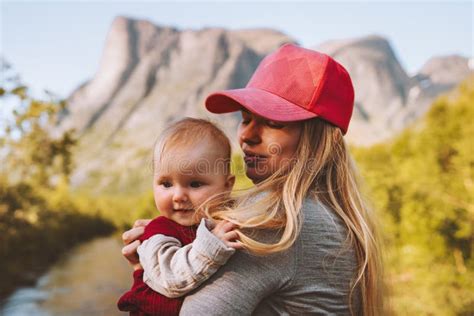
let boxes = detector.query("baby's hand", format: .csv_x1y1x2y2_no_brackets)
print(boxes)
211,220,243,249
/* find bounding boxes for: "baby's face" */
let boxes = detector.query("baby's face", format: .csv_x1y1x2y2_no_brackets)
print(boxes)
153,144,234,226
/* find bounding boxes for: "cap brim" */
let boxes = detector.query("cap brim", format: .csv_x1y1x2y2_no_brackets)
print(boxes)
205,88,318,122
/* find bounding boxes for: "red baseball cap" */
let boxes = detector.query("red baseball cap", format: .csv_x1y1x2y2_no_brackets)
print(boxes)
205,44,355,134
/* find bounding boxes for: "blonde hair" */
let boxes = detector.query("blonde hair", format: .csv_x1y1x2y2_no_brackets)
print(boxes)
204,118,385,316
153,118,232,175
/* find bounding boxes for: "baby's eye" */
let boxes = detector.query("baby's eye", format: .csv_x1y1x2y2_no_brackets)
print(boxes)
190,181,204,188
161,181,172,188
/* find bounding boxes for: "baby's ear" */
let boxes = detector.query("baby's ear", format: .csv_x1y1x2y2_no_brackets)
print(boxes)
226,175,236,189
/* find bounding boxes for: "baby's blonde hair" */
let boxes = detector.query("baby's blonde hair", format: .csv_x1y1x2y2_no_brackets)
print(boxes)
153,118,232,175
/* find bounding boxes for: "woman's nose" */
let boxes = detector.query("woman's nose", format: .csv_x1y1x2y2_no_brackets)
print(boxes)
239,121,261,145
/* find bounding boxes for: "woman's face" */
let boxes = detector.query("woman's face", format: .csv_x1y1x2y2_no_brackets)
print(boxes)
238,110,302,183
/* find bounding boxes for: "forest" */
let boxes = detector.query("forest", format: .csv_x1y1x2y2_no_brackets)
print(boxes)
1,63,472,314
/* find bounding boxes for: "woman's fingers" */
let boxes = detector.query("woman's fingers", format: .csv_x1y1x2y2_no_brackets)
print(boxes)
121,240,141,265
133,263,143,271
122,218,149,250
133,219,152,228
122,226,145,245
121,219,149,270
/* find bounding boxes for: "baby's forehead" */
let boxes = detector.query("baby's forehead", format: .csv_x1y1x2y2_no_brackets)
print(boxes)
155,142,230,174
159,141,227,159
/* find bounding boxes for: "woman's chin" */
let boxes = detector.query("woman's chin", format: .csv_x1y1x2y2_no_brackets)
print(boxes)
246,169,267,184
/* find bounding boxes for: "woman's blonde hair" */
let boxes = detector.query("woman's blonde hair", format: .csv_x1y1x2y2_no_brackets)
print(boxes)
203,118,385,316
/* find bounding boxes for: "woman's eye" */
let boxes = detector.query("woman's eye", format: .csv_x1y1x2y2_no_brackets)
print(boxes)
266,121,285,129
190,181,203,188
161,181,172,188
240,112,251,125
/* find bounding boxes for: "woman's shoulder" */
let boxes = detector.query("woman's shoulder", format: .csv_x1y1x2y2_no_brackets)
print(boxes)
239,196,347,244
300,197,349,240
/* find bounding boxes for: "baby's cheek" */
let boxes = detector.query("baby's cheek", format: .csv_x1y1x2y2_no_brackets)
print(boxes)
194,188,216,205
153,189,168,207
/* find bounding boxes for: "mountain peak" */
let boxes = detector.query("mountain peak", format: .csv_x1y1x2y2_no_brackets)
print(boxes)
230,28,295,55
418,54,471,86
316,34,392,55
59,18,471,191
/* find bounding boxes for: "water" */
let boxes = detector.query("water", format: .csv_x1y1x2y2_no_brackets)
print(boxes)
1,236,133,316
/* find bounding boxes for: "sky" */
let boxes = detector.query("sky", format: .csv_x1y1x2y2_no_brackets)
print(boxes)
1,1,473,98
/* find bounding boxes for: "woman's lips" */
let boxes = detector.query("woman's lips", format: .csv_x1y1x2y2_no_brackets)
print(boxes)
244,153,267,166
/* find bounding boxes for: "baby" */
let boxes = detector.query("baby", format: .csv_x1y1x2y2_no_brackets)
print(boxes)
118,118,241,316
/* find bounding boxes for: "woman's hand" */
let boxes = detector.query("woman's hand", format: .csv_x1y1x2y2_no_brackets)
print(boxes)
121,219,152,271
211,220,243,249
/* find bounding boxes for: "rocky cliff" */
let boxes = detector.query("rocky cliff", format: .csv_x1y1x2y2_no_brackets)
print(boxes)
59,17,471,192
316,35,471,144
61,17,295,191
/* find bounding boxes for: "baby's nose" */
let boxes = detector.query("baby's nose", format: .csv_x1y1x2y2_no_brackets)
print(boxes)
172,187,188,203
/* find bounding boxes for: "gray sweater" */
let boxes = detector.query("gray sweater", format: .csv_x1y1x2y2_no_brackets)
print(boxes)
180,198,361,316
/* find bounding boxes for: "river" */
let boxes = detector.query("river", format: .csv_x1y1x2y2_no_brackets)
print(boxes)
1,236,133,316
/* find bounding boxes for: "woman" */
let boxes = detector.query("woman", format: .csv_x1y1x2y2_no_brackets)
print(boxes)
122,44,384,315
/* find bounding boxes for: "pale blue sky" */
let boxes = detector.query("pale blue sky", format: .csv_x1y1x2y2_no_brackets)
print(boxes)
1,1,473,98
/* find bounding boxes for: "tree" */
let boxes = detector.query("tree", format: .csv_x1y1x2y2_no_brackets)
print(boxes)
352,77,474,315
0,58,76,187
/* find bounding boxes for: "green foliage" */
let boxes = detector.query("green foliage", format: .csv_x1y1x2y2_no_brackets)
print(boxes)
73,190,157,229
71,153,254,230
0,178,115,299
2,57,472,315
352,78,474,315
1,61,75,187
0,62,115,299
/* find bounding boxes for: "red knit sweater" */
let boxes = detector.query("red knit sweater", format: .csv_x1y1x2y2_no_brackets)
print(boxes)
117,217,197,316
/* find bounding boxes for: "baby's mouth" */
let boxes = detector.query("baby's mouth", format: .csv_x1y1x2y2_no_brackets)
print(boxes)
174,208,194,212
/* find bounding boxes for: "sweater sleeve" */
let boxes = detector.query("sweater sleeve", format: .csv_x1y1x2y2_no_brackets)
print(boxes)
180,198,360,315
179,227,294,316
179,248,291,316
138,219,236,298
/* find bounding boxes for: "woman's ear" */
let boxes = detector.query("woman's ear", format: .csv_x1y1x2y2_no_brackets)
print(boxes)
225,175,236,189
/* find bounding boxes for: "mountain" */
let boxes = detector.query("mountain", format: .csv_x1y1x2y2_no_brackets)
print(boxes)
60,17,295,192
58,17,472,192
316,35,472,145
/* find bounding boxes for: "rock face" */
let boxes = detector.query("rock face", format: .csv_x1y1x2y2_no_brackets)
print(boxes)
316,35,472,145
419,55,472,86
59,17,471,192
60,17,295,192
